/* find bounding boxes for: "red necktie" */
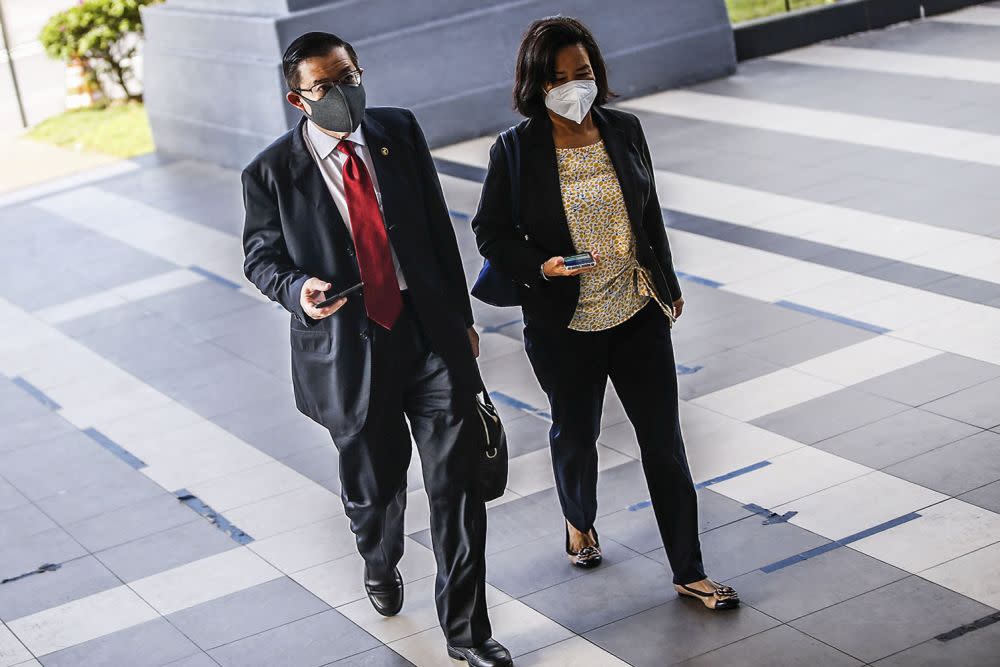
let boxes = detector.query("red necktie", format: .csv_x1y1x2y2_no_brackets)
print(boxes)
336,140,402,330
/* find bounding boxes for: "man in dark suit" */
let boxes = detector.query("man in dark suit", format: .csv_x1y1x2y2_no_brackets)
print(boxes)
241,31,511,667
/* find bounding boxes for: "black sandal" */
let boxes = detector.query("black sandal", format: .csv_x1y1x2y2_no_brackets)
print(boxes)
565,523,602,568
674,580,740,610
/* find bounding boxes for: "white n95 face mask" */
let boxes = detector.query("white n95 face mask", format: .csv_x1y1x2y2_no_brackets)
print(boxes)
544,79,598,124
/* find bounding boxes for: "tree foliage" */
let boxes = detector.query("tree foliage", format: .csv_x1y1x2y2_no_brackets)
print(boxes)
39,0,163,101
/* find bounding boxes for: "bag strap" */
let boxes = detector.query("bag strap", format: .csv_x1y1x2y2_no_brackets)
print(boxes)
498,126,521,233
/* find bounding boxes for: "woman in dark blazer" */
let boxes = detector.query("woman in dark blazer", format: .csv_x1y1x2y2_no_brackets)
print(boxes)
471,16,738,610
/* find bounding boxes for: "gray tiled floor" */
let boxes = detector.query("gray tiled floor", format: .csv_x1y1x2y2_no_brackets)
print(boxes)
2,8,1000,666
789,576,995,663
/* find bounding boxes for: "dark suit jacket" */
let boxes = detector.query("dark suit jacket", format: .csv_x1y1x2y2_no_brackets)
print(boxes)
241,107,481,438
471,106,682,330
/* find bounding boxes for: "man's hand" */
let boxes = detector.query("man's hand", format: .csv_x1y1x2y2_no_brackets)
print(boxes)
542,253,600,278
300,277,347,320
673,296,685,320
467,327,480,358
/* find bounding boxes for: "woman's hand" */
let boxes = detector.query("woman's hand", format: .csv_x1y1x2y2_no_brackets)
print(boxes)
542,253,600,278
672,296,684,319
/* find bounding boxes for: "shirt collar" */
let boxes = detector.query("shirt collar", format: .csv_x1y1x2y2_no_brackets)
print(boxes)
305,119,367,160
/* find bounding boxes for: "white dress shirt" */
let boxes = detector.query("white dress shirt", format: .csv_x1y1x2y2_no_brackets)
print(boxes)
302,119,407,290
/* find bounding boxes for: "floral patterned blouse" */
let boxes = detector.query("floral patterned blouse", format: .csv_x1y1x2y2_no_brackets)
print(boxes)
556,140,668,331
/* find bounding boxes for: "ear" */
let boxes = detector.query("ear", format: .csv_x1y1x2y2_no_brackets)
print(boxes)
286,91,309,114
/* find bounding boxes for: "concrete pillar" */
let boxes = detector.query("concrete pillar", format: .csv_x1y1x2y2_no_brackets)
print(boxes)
142,0,735,168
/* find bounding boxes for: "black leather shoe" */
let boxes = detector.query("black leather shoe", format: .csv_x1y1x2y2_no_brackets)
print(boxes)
446,638,513,667
364,565,403,617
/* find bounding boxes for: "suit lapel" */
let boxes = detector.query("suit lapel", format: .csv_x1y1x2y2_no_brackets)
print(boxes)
289,118,355,251
593,107,643,236
521,115,575,251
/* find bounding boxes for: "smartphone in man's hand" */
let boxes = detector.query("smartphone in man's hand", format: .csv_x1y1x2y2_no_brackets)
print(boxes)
317,282,363,308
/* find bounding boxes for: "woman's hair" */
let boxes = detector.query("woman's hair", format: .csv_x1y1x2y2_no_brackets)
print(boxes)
512,16,614,118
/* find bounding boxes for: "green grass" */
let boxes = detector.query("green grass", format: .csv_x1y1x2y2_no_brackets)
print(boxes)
27,101,154,158
726,0,839,24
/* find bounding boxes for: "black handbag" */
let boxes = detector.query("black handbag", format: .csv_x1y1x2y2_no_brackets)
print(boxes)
471,126,522,307
474,390,508,501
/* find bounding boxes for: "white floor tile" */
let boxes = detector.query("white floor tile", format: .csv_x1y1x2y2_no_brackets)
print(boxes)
506,445,629,498
620,90,1000,167
33,291,129,325
517,636,632,667
921,542,1000,609
339,575,511,644
680,403,803,483
693,369,844,422
0,624,32,667
793,336,939,386
222,484,344,540
185,461,317,513
931,5,1000,27
770,44,1000,86
710,447,871,509
7,586,158,657
386,626,455,667
487,599,575,658
247,513,357,574
128,547,282,615
291,552,367,608
851,499,1000,573
778,471,948,541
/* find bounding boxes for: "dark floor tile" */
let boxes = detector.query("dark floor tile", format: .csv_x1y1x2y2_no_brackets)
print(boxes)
679,624,862,666
0,527,87,583
814,408,980,469
521,555,677,634
733,318,875,368
854,353,1000,407
486,529,638,598
584,597,779,666
679,349,782,400
651,514,831,582
790,576,995,663
208,609,379,667
884,430,1000,496
64,493,201,552
752,388,909,445
325,646,415,666
0,555,119,620
922,378,1000,429
725,546,908,622
168,577,330,649
34,473,166,526
873,620,1000,667
39,618,200,667
599,489,752,555
959,480,1000,514
96,520,238,582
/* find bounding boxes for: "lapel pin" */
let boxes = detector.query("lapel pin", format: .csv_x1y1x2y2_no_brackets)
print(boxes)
380,146,389,156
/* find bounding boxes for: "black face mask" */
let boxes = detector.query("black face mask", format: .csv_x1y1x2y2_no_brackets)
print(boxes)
302,82,366,134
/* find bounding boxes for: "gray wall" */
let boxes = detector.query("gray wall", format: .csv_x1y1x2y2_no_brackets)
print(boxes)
142,0,735,169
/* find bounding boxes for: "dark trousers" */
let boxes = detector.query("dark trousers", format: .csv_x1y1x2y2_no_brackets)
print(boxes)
524,302,706,585
330,298,491,647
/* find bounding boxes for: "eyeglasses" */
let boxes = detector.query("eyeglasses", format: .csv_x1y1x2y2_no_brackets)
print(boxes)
293,69,364,99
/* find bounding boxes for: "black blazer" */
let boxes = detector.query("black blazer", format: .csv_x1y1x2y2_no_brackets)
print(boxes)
471,106,682,330
242,108,481,438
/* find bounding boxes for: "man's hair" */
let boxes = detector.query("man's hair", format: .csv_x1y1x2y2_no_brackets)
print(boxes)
282,31,359,91
512,16,613,118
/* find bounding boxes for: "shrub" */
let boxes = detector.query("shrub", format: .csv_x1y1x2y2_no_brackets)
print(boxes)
39,0,163,101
